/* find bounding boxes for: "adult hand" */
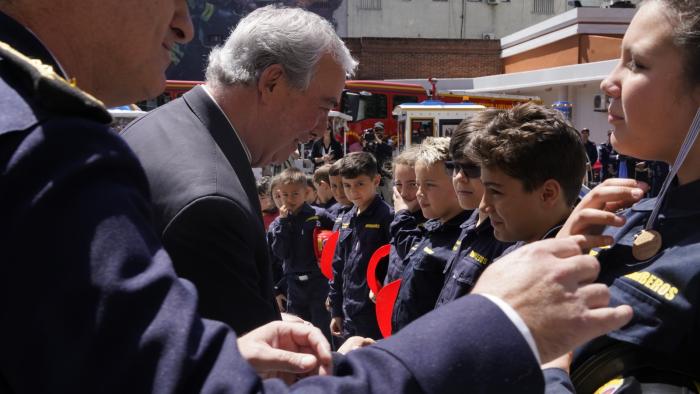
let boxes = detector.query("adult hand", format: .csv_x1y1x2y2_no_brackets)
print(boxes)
330,316,343,337
276,294,287,313
472,235,633,363
337,336,375,354
558,178,648,241
237,321,333,384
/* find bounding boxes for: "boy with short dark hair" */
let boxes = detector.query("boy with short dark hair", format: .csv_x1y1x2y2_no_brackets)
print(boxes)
257,176,278,231
328,158,353,231
390,137,471,333
467,103,586,248
435,110,514,308
305,174,318,205
329,152,393,340
268,168,334,338
313,164,337,211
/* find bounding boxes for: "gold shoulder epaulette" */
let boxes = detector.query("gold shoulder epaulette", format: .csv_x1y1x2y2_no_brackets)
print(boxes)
0,40,111,124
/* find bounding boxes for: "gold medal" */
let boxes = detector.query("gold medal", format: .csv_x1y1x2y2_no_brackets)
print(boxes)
632,229,662,261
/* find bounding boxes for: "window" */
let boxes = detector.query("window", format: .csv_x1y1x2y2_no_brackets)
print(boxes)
359,0,381,10
356,94,387,121
533,0,554,14
392,95,420,109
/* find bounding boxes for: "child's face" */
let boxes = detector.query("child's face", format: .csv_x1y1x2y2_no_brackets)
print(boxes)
480,166,547,243
329,175,351,206
258,193,274,211
272,187,283,209
278,183,307,213
415,161,463,222
305,185,317,205
314,180,334,203
393,164,418,204
342,174,379,210
451,160,485,210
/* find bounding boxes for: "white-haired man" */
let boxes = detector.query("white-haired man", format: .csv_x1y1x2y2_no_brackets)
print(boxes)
123,6,356,334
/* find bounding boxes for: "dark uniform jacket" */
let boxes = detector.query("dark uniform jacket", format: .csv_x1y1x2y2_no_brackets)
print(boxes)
331,203,353,231
0,12,546,392
435,211,513,308
269,203,334,275
329,195,392,321
385,209,427,285
566,179,700,392
391,210,471,333
122,85,279,334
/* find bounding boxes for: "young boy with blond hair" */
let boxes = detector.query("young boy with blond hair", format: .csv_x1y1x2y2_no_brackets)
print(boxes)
391,137,471,333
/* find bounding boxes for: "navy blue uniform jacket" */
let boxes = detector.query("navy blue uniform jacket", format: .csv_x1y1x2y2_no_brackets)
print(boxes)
269,202,334,274
435,211,513,308
0,12,545,393
385,209,426,285
568,179,700,391
329,195,393,320
121,85,280,334
391,210,471,333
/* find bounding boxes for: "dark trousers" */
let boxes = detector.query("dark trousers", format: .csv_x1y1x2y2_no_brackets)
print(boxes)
343,312,382,340
286,274,331,342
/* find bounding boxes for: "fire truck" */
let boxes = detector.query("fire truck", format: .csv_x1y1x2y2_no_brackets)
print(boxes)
339,79,541,148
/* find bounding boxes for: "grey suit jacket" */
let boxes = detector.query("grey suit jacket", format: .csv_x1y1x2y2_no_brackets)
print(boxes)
122,86,279,333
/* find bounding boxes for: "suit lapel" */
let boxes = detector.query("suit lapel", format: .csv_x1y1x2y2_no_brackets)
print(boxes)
183,85,263,219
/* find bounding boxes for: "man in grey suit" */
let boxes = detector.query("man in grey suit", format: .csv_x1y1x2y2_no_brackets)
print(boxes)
122,5,352,333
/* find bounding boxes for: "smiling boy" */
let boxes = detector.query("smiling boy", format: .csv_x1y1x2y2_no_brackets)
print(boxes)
391,137,471,333
328,152,393,340
269,168,334,339
385,146,427,285
467,103,587,249
435,111,514,308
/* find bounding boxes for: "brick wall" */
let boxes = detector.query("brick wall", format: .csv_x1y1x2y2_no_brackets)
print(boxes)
343,37,503,80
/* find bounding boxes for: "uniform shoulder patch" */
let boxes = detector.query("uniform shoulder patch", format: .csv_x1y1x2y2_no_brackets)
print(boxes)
0,41,110,124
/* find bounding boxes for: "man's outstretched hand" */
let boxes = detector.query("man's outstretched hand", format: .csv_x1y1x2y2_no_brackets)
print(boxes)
237,321,333,384
473,235,633,363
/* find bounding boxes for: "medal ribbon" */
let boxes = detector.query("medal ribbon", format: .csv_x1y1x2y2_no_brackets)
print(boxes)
644,107,700,230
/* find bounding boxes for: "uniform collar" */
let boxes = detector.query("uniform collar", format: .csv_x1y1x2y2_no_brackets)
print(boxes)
355,194,383,218
0,11,68,78
424,210,471,233
632,177,700,219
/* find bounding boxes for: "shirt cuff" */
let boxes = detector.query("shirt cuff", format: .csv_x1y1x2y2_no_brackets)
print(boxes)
480,293,541,365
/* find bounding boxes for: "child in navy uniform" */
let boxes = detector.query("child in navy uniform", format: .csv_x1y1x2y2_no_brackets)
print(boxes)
328,158,353,231
385,146,426,285
269,168,335,339
329,152,393,340
435,111,514,308
467,103,586,251
390,138,470,333
313,164,338,212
